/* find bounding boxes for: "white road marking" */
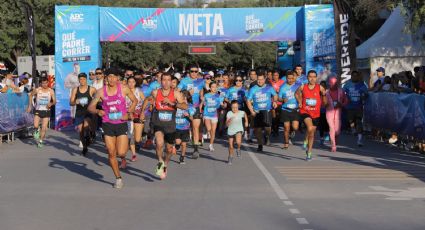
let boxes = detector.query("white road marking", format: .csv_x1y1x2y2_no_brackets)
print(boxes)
289,208,300,214
283,201,294,206
296,218,309,225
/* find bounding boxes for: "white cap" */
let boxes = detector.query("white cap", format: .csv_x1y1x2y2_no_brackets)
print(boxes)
174,72,181,80
208,71,214,77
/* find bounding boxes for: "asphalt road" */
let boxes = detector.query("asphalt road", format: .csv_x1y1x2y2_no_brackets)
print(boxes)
1,130,424,230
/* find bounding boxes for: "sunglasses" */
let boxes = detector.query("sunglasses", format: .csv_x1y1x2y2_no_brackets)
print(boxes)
236,79,243,82
95,72,102,75
218,80,224,83
89,73,95,75
205,77,211,80
190,70,198,73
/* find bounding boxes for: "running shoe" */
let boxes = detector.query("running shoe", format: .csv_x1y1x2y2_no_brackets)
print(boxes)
324,134,330,142
192,151,199,159
155,161,165,176
302,140,308,150
305,151,312,161
179,156,186,165
114,178,123,189
236,149,241,157
160,167,167,180
130,155,137,162
288,138,293,145
143,139,153,149
257,145,263,152
228,156,233,165
265,136,271,146
79,141,83,148
209,144,215,152
119,158,127,169
37,141,43,148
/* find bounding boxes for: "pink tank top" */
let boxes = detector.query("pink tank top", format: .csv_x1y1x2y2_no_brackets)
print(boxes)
102,83,127,124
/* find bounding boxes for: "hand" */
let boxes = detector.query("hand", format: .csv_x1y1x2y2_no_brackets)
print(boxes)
162,97,171,105
47,103,53,108
183,112,189,117
140,113,145,121
121,113,129,121
128,113,134,120
189,89,195,95
250,111,256,117
272,101,277,109
97,110,105,117
75,99,80,105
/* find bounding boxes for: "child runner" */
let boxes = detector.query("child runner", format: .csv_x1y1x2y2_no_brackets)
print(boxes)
175,90,196,164
226,100,249,165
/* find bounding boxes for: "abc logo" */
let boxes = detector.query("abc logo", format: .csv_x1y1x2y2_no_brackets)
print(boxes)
70,13,84,24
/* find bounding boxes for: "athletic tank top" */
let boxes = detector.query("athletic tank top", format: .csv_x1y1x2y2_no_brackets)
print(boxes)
152,89,177,132
35,89,51,111
300,84,321,118
126,88,144,116
75,86,92,117
102,83,127,124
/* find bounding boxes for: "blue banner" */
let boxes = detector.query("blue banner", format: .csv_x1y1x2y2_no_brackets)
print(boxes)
0,94,33,133
364,93,425,139
55,5,101,130
99,7,301,42
304,5,337,82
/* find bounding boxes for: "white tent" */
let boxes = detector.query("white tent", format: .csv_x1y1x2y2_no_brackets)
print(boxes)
356,7,425,76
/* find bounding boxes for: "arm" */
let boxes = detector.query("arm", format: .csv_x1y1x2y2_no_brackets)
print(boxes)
124,87,137,114
49,89,57,108
69,88,78,106
295,86,303,108
88,89,104,116
244,112,249,128
225,112,232,127
320,86,327,107
174,90,188,110
26,89,36,112
246,99,255,116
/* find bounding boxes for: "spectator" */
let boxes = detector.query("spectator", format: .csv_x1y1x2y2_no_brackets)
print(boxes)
369,67,385,90
377,76,392,92
0,73,19,93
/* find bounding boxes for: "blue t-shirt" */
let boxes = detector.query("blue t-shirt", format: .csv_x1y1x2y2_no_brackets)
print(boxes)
145,81,160,97
176,104,196,130
217,87,229,98
343,80,368,110
278,83,299,111
203,93,224,118
296,74,308,85
247,84,277,111
178,77,205,107
225,86,246,108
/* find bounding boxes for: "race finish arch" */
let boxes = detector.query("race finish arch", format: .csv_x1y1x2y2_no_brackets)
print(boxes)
54,5,336,130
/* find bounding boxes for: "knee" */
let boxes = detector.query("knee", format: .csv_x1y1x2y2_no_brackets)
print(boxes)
307,127,315,134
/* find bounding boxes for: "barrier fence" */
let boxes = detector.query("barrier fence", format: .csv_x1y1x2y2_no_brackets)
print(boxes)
0,93,33,140
364,92,425,139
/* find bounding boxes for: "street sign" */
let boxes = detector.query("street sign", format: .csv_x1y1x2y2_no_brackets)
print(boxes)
188,45,216,55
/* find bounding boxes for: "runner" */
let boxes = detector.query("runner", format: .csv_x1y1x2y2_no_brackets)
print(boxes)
278,70,299,149
270,69,285,136
325,76,348,152
88,68,138,189
225,75,247,137
294,64,308,85
226,100,248,165
217,75,230,137
201,81,226,152
126,76,145,162
69,73,96,155
246,72,278,152
177,65,205,159
141,73,187,179
175,90,196,164
246,70,258,143
26,77,56,148
295,70,327,161
343,70,368,147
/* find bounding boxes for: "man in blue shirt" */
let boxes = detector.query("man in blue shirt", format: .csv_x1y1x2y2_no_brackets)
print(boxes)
246,72,278,151
294,64,308,85
278,70,300,149
177,65,205,158
343,70,368,146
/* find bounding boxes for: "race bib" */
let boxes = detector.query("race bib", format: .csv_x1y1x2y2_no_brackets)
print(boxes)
258,102,267,109
158,111,173,121
193,87,199,94
39,97,49,105
108,112,122,120
176,118,185,125
351,97,360,102
306,98,317,107
79,97,88,106
207,107,216,113
286,103,296,109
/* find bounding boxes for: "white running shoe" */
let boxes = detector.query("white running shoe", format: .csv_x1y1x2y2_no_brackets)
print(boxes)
79,141,83,148
114,178,123,189
209,144,215,152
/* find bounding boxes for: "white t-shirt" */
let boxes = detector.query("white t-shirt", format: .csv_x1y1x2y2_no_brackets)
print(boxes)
226,110,245,136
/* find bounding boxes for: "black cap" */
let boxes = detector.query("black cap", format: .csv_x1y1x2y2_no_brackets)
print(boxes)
78,73,87,79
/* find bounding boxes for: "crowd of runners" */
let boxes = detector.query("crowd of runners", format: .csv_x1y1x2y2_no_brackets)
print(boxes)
26,64,370,188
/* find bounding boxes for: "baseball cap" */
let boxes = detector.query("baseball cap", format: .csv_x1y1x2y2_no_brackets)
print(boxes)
376,67,385,73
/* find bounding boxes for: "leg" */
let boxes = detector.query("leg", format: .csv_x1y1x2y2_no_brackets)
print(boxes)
164,142,174,166
192,119,201,145
210,120,218,145
255,128,263,145
104,135,121,178
304,118,317,153
204,119,212,142
283,122,290,148
326,112,336,150
181,142,187,157
228,137,234,157
235,132,242,150
40,117,49,141
154,131,165,162
134,122,143,153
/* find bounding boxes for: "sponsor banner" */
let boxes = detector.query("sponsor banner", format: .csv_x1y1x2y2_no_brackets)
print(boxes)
304,5,337,83
55,5,101,130
333,0,357,84
0,93,33,133
364,93,425,139
99,7,301,42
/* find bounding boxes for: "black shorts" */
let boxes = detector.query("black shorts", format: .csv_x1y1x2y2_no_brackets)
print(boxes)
175,129,190,142
346,109,363,123
153,126,176,145
74,114,93,126
300,113,320,127
254,110,272,128
102,122,128,137
193,107,203,119
34,110,51,119
280,110,300,123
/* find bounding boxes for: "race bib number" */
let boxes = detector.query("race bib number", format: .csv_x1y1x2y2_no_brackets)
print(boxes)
79,97,88,106
207,107,216,113
39,97,49,105
158,111,172,121
286,104,296,109
258,102,267,109
306,98,317,107
108,112,122,120
176,118,185,125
